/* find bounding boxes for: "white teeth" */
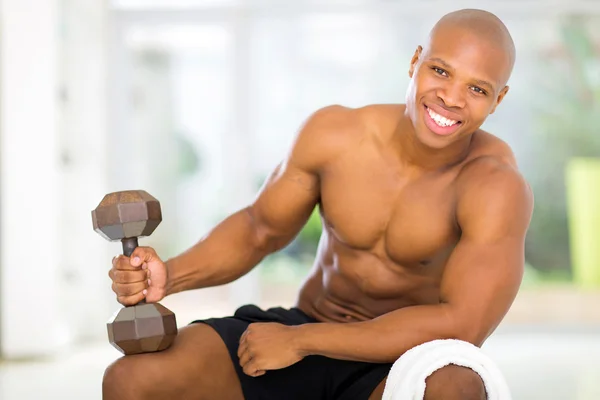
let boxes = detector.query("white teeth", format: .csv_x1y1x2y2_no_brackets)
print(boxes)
427,107,458,127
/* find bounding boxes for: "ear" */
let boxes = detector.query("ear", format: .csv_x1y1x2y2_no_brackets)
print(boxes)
408,46,423,78
490,86,509,114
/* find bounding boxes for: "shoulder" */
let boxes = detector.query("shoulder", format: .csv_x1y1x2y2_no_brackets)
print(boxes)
457,131,523,188
458,156,532,207
456,134,534,235
288,104,392,172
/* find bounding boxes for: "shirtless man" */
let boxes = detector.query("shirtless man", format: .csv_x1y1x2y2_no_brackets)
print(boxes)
103,8,533,400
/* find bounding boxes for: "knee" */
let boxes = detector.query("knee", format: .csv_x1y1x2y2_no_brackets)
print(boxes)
424,364,487,400
102,357,149,400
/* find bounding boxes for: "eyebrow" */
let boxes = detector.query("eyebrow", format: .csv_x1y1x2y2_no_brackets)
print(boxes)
428,57,496,92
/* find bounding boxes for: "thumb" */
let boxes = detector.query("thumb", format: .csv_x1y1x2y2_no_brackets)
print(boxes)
129,246,157,268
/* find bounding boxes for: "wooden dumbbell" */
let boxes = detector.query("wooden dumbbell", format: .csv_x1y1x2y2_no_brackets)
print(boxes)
92,190,177,355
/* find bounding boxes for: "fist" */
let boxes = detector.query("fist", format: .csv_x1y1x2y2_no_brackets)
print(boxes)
238,323,306,377
109,246,168,306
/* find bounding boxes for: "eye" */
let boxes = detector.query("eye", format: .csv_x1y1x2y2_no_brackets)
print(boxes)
470,86,487,95
431,67,448,77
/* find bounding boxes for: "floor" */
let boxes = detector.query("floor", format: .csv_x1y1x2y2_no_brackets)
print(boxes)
1,326,599,399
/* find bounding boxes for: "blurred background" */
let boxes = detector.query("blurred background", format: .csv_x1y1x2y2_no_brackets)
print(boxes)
1,0,600,399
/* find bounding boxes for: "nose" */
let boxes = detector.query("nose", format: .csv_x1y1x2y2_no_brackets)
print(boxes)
436,82,466,109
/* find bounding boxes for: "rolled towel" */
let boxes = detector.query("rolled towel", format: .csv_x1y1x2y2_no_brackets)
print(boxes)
382,339,511,400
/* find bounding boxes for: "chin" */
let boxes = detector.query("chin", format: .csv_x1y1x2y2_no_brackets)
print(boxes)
416,118,459,150
414,127,453,150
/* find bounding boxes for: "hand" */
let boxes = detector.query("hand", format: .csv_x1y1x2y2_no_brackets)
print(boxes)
109,246,168,306
237,323,306,377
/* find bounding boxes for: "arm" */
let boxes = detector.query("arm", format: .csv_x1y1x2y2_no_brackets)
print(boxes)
165,106,358,295
294,160,534,363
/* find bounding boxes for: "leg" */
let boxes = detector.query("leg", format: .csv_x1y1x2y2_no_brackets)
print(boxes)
424,364,486,400
102,323,243,400
368,364,486,400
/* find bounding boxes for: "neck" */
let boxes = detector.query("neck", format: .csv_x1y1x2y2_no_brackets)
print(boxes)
395,108,473,171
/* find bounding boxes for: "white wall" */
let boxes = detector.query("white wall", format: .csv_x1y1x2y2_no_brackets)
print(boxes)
0,0,113,359
0,0,68,358
59,0,114,343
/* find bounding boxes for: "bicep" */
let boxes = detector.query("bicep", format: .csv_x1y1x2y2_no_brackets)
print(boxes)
440,236,526,345
250,161,320,247
441,164,534,345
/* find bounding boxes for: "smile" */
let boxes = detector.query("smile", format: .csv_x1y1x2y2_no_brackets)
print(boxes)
423,105,462,136
427,107,459,127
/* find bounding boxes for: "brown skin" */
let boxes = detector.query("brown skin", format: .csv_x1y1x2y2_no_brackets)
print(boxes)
104,9,532,400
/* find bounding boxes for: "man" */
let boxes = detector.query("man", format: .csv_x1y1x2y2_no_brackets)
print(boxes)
103,8,533,400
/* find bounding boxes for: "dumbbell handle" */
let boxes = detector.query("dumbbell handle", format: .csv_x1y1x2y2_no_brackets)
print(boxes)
121,237,138,257
121,237,146,305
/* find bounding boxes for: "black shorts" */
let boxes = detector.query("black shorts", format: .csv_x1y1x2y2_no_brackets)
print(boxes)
192,304,392,400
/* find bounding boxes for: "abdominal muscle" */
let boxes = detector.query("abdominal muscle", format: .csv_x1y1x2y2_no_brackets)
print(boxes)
295,240,444,323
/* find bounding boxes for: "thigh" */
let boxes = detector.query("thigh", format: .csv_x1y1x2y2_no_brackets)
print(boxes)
103,323,243,400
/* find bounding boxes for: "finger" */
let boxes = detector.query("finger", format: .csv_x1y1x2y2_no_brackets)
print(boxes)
111,269,149,284
129,246,157,268
246,365,264,378
114,255,142,271
117,291,146,306
243,361,261,377
112,281,148,297
239,327,251,344
238,347,252,368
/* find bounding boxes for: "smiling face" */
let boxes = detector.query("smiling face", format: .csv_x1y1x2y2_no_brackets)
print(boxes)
405,16,514,149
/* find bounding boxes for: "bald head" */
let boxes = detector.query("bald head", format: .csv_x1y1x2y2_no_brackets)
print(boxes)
404,8,516,139
428,9,516,84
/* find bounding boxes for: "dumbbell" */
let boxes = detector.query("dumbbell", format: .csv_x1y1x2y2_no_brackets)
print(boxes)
91,190,177,355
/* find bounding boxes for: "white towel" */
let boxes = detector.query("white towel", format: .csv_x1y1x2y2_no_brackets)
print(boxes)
382,339,512,400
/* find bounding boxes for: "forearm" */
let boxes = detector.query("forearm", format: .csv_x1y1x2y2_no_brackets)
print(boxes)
165,207,272,295
297,304,469,363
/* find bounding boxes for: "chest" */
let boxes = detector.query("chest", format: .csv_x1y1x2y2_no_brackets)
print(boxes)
319,152,459,264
